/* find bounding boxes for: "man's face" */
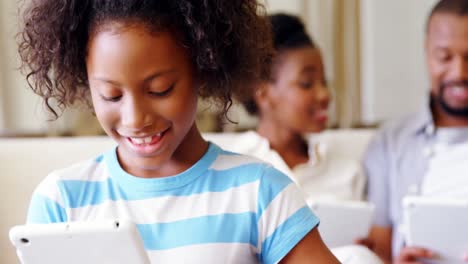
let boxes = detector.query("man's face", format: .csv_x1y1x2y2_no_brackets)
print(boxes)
427,13,468,117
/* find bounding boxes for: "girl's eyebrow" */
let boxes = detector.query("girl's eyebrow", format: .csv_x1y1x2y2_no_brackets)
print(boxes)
91,69,177,86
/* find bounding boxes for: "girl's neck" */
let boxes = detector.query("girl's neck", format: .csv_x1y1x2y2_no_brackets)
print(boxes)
256,120,309,169
121,124,209,179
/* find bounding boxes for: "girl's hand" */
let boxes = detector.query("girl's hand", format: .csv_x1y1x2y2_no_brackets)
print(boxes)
463,251,468,262
354,237,375,251
395,246,434,264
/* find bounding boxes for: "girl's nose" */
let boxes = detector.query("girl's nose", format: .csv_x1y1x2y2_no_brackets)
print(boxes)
121,97,152,130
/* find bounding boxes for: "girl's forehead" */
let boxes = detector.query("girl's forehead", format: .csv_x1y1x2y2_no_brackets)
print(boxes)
90,19,167,39
88,21,184,57
86,22,192,78
89,13,181,39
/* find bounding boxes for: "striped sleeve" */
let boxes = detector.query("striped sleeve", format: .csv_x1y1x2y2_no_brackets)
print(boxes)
26,173,68,224
256,165,319,264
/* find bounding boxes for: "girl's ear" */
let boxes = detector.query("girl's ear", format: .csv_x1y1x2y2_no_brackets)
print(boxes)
253,82,273,111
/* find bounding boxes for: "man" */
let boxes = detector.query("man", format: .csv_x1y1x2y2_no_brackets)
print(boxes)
363,0,468,263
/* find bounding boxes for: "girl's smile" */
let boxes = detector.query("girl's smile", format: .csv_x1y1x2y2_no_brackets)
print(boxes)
121,129,168,156
86,22,208,178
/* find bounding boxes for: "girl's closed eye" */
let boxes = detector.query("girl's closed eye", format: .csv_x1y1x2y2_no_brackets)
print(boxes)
101,93,122,102
149,84,175,97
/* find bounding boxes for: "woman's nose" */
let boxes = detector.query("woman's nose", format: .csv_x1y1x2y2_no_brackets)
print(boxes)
315,82,330,106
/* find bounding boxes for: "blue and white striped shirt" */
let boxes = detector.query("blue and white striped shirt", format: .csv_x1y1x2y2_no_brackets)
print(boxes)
27,143,319,263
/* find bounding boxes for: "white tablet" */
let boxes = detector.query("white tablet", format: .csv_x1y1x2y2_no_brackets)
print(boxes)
9,219,150,264
403,196,468,264
308,200,375,248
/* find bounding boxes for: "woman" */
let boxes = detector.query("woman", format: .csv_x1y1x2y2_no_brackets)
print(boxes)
238,13,365,204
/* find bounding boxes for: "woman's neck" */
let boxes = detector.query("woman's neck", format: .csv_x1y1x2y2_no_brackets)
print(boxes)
256,120,309,169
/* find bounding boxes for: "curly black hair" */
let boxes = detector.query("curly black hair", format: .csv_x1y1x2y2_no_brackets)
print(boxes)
243,13,315,115
18,0,273,119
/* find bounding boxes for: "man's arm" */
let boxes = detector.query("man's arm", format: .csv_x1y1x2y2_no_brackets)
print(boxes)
361,129,394,263
280,228,340,264
364,137,435,264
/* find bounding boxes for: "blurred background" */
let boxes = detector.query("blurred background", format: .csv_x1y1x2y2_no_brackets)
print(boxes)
0,0,439,136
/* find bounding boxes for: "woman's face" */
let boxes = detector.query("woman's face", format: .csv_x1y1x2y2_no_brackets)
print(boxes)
86,22,201,178
259,46,330,133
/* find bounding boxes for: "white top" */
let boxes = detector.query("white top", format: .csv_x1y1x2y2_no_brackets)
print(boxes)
422,130,468,199
207,131,366,203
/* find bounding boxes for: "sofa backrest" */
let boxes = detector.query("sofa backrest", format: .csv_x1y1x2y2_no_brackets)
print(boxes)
0,129,375,263
204,129,376,161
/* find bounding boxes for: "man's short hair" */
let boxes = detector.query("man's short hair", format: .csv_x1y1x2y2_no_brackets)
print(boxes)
427,0,468,32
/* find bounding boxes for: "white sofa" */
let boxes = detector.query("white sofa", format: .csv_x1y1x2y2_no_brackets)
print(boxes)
0,129,375,264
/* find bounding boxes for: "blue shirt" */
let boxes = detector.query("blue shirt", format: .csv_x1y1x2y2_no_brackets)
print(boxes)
364,103,468,257
364,107,430,257
27,143,319,263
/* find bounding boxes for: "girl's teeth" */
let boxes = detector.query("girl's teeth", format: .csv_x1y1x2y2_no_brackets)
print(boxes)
131,136,153,144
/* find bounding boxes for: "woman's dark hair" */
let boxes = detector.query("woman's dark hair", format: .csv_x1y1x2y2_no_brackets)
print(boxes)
243,13,315,115
269,13,315,51
18,0,273,119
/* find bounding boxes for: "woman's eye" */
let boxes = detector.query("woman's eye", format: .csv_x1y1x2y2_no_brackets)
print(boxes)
299,82,313,89
149,84,175,97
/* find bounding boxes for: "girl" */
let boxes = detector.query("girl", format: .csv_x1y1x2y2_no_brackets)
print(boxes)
240,13,365,203
18,0,339,263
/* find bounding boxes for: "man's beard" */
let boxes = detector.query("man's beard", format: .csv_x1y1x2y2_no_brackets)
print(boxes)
434,80,468,117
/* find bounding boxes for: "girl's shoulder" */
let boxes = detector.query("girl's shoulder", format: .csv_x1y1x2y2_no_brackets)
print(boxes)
210,142,269,170
210,143,293,185
44,154,109,184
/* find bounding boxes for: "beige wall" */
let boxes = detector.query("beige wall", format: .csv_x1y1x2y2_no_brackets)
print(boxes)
0,2,5,129
0,0,443,134
360,0,439,124
0,0,49,134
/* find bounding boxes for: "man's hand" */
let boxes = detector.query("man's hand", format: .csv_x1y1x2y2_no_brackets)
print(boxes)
395,246,434,264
